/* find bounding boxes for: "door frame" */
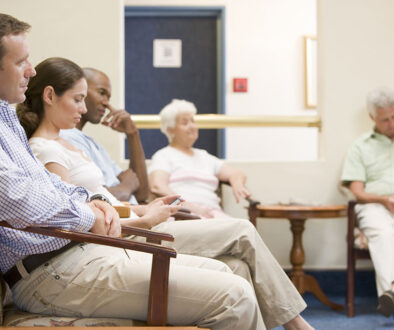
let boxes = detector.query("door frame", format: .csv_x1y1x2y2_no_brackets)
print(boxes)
124,6,226,157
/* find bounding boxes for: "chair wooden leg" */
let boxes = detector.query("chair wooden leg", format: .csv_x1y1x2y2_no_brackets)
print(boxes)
147,254,171,326
347,252,355,317
248,204,258,227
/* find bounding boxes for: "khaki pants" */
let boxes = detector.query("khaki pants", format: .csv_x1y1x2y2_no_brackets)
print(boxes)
356,203,394,296
12,243,265,330
138,217,307,329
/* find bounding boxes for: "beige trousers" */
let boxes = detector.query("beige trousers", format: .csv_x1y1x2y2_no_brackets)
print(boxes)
356,203,394,296
136,217,307,329
12,243,266,330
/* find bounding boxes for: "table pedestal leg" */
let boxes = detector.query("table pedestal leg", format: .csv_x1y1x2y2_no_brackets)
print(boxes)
288,219,344,311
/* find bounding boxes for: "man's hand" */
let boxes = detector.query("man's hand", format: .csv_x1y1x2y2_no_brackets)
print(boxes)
102,104,138,135
87,200,121,237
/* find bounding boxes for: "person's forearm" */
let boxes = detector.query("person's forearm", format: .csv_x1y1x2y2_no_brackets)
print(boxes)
106,184,133,202
121,212,166,229
130,204,146,217
352,189,389,205
126,131,149,202
121,216,151,229
229,171,246,186
150,183,177,197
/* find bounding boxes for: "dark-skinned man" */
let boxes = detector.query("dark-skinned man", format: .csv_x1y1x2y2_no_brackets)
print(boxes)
60,68,148,203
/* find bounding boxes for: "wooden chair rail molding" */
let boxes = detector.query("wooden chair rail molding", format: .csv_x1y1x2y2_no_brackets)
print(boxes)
0,221,177,326
131,114,321,129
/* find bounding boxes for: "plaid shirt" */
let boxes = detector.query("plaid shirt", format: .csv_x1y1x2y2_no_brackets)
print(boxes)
0,100,95,273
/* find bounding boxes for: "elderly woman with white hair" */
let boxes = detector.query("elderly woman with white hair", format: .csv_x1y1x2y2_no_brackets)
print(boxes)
149,99,251,218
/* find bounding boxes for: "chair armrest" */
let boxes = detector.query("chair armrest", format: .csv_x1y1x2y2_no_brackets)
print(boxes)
173,211,201,221
114,205,131,218
121,225,174,244
246,197,261,208
0,221,176,258
0,220,176,326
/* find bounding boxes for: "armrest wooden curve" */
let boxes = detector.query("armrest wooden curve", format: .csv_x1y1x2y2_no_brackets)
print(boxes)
121,225,174,243
0,221,176,258
173,211,201,220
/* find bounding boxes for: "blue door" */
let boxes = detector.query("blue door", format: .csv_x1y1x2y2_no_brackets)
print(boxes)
124,7,225,158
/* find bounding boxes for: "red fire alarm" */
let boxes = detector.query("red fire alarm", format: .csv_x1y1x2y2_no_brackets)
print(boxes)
233,78,248,92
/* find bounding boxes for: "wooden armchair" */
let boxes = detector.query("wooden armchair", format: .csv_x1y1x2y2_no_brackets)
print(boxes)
346,200,371,317
0,221,177,327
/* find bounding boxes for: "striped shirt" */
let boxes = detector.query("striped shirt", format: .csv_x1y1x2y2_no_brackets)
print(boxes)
0,100,95,273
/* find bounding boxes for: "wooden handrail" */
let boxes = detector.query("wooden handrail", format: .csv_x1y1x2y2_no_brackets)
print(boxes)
131,114,321,129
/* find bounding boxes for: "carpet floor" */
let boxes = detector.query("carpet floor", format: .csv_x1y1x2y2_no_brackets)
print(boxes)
273,293,394,330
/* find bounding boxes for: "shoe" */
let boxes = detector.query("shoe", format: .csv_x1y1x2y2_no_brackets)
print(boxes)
377,290,394,317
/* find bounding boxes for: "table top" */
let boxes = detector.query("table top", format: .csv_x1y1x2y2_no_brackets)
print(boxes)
252,204,347,219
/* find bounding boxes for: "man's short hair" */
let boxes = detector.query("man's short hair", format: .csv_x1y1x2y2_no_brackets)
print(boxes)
366,87,394,117
0,13,31,65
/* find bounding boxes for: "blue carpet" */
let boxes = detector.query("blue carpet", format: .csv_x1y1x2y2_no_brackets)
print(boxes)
272,271,394,329
300,293,394,330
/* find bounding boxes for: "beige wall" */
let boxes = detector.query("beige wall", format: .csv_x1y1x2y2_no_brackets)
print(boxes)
126,0,319,161
4,0,394,269
2,0,126,162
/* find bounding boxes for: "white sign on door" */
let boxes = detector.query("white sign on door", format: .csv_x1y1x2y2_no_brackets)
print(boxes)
153,39,182,68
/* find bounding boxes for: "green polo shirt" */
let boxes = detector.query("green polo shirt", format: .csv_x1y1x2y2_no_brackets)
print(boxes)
341,130,394,195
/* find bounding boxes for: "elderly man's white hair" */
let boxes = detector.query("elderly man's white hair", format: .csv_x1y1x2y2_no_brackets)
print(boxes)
367,87,394,117
160,99,197,142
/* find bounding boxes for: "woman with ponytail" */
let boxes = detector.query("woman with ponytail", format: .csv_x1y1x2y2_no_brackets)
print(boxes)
17,57,181,226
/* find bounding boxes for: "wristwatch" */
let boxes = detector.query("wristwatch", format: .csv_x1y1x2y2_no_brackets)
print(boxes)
89,193,112,205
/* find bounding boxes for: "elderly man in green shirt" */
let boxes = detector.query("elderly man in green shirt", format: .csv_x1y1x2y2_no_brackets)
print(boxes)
342,87,394,317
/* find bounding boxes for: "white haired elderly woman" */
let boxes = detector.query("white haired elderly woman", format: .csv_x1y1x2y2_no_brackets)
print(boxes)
149,99,251,218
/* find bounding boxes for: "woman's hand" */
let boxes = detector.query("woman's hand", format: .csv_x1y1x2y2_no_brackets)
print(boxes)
131,195,183,219
140,198,182,228
217,164,251,203
231,182,251,203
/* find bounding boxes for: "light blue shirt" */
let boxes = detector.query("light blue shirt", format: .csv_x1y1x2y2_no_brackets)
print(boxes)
60,128,137,204
0,100,95,273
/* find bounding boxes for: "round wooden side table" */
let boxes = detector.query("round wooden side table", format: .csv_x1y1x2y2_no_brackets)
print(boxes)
248,203,347,310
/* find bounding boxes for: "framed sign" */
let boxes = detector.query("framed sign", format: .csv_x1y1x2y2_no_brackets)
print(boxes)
153,39,182,68
304,36,317,109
